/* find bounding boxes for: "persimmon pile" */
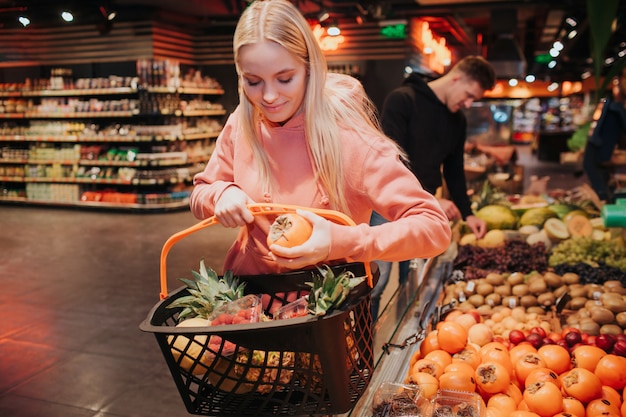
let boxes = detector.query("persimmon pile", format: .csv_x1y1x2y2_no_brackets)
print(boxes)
407,310,626,417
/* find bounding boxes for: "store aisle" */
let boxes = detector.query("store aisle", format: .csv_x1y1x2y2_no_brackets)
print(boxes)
0,205,238,417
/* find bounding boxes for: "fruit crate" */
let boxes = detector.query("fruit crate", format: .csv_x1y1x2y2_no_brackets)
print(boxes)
140,204,377,416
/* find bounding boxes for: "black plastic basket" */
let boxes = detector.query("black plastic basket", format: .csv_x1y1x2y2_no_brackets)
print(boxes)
140,204,377,416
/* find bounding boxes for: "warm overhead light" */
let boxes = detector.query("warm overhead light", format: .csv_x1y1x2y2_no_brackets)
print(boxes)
99,5,117,21
318,9,330,23
567,30,578,39
61,10,74,22
565,17,577,27
18,15,30,27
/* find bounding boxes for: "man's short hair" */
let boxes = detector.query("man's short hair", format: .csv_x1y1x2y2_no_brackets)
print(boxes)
455,55,496,91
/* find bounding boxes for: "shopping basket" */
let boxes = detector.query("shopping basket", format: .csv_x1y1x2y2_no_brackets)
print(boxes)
140,203,377,416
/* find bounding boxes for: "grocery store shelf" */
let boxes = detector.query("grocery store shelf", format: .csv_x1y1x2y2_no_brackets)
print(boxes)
0,195,191,211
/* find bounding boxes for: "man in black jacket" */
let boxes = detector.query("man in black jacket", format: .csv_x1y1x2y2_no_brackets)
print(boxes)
583,77,626,203
370,56,496,319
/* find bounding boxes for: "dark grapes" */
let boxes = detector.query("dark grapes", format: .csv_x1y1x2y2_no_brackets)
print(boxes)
552,262,626,285
454,239,548,278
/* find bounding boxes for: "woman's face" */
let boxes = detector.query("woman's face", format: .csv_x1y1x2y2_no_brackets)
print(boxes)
237,40,308,124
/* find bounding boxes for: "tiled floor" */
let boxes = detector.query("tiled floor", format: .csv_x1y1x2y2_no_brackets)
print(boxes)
0,145,589,417
0,207,239,417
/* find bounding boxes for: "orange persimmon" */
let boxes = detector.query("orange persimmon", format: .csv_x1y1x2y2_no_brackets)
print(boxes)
267,213,312,248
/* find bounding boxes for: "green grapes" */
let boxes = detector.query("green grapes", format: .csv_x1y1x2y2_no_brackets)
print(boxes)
549,237,626,271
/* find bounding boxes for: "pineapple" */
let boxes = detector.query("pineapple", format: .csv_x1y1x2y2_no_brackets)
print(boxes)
306,265,365,317
297,265,364,392
167,259,246,322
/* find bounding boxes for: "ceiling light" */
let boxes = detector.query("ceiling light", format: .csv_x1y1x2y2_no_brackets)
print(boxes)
318,9,330,23
568,30,578,39
18,15,30,27
61,11,74,22
547,82,559,92
99,5,117,21
326,21,340,36
553,41,564,51
525,74,536,83
508,78,518,87
548,60,557,68
565,17,577,27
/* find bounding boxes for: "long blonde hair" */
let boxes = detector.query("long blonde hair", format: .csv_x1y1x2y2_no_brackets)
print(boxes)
233,0,403,214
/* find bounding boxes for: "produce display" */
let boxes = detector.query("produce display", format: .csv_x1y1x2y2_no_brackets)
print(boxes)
383,184,626,417
405,308,626,417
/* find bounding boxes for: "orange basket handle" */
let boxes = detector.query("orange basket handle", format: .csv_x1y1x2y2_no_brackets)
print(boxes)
159,203,373,299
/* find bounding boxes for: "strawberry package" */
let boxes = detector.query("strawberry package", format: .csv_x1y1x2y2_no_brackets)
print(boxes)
207,294,263,356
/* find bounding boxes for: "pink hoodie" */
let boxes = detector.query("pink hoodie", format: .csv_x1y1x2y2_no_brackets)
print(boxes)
190,76,451,275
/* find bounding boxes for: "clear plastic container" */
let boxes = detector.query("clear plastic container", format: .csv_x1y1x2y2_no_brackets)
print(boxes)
274,296,309,319
432,389,484,417
208,294,263,325
372,382,431,417
207,294,263,356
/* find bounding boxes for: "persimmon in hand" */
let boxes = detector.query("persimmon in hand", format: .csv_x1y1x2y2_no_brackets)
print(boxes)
267,213,313,248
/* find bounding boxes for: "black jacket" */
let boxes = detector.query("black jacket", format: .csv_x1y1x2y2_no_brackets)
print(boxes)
380,73,472,219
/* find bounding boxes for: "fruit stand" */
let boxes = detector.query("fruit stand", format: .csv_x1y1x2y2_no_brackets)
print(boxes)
345,184,626,417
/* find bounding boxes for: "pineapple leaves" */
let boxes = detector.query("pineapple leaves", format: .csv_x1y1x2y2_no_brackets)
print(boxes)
306,265,365,317
166,259,246,322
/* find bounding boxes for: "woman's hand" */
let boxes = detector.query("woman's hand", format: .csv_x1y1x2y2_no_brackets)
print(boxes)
268,209,331,269
214,186,255,227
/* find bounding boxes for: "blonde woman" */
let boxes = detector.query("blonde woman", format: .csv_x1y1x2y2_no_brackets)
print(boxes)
190,0,451,275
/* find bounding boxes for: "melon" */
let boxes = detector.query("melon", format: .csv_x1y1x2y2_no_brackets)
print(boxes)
459,233,477,246
475,205,518,230
548,203,582,219
168,317,214,375
567,214,593,237
562,209,590,223
527,229,552,250
544,218,570,241
519,207,558,227
518,225,541,236
477,229,507,248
